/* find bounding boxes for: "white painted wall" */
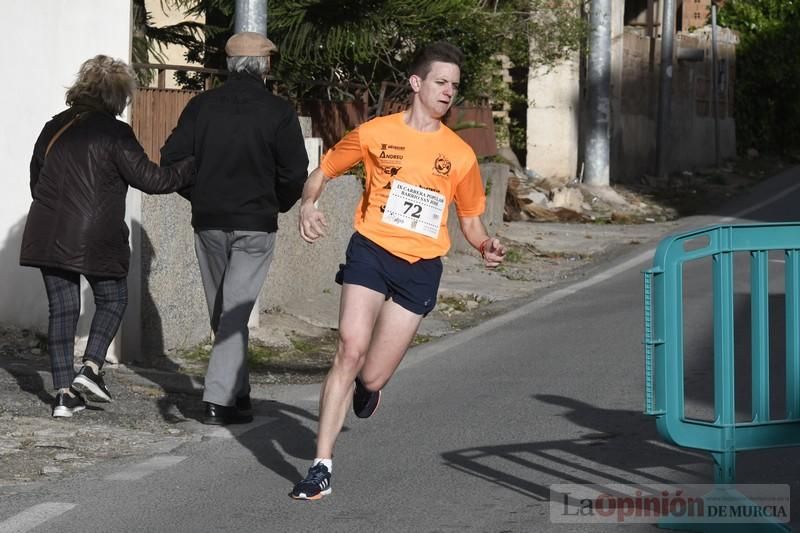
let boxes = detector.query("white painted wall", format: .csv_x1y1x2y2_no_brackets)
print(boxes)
526,56,581,178
0,1,132,333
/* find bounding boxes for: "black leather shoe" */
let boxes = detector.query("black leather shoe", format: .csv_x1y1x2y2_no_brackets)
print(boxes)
235,394,252,416
202,402,253,425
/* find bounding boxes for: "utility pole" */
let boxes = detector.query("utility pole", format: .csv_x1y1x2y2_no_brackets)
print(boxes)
655,0,676,178
234,0,268,330
234,0,267,34
584,0,611,187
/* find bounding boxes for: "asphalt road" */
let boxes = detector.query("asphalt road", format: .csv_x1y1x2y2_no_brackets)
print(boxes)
3,167,800,532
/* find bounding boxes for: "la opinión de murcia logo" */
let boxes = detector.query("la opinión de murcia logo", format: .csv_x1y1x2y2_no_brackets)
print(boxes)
550,484,791,524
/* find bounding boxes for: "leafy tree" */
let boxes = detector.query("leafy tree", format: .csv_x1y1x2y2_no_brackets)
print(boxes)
146,1,582,102
719,0,800,153
270,0,491,101
158,0,235,89
131,0,203,86
142,1,584,159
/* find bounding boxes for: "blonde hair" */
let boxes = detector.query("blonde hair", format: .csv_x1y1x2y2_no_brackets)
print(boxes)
65,55,137,116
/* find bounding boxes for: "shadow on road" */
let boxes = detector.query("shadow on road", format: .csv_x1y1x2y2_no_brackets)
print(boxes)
0,353,53,406
441,394,710,501
235,401,320,484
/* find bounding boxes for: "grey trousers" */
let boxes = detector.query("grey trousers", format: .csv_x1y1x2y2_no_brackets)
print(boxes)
194,230,276,406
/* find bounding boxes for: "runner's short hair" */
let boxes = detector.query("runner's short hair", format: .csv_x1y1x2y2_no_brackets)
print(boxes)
408,41,464,79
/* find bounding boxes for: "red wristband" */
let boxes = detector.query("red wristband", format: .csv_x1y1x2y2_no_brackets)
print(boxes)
479,238,492,259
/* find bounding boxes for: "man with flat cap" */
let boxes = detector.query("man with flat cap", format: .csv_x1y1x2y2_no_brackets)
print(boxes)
161,32,308,425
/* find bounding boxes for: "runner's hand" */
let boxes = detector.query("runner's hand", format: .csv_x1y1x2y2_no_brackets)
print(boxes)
299,202,328,243
483,238,506,268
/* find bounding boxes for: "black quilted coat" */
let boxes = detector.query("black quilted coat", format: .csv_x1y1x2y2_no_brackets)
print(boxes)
20,101,195,278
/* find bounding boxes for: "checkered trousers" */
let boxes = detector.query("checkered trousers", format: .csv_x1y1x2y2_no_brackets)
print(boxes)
40,268,127,390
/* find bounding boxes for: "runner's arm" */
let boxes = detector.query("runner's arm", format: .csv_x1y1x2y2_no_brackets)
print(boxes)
299,166,330,243
458,215,506,267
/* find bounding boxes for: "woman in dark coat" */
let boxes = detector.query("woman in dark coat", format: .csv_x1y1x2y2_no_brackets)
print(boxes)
20,55,194,417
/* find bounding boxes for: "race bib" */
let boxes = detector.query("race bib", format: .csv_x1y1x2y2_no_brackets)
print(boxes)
381,180,445,238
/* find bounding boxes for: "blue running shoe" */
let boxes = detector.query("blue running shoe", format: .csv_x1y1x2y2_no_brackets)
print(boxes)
353,377,381,419
291,463,331,500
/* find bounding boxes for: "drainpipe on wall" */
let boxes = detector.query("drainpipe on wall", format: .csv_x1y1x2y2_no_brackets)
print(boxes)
235,0,267,34
584,0,612,187
711,2,721,168
655,0,676,179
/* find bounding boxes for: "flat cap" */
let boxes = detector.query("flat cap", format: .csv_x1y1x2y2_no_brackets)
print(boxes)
225,32,277,57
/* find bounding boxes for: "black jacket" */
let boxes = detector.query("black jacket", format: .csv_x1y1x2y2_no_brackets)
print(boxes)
160,72,309,232
20,103,195,278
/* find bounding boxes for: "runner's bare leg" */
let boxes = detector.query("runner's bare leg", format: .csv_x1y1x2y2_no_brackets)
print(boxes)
315,283,384,458
359,299,423,391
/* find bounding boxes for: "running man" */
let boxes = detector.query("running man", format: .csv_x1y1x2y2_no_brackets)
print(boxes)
291,41,506,500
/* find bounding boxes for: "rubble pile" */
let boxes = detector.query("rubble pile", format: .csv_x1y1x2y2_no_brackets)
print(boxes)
503,165,671,224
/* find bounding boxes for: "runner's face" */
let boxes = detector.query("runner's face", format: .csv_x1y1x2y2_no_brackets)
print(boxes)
411,61,460,119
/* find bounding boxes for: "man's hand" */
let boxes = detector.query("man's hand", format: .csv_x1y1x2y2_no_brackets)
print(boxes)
299,202,328,243
481,237,506,268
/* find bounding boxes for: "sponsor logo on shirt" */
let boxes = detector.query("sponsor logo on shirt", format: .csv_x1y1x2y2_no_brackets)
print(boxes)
381,143,406,151
433,154,452,176
382,166,401,177
378,142,406,161
379,151,404,160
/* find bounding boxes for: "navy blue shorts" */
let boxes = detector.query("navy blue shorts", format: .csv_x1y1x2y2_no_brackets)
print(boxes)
335,232,442,316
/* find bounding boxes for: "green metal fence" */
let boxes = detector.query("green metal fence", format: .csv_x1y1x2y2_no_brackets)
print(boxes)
644,223,800,482
643,223,800,531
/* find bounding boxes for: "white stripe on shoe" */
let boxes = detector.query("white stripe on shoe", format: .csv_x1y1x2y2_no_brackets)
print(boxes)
72,374,111,402
52,405,85,418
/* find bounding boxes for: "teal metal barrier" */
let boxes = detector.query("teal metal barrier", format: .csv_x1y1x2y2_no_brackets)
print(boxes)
644,223,800,531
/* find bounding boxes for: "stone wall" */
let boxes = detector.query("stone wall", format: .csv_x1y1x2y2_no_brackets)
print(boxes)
527,21,738,182
612,27,738,181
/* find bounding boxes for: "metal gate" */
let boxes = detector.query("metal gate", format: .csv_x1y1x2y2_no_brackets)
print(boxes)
130,88,198,161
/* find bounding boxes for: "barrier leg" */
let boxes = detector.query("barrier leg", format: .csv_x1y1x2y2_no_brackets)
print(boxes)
712,450,735,485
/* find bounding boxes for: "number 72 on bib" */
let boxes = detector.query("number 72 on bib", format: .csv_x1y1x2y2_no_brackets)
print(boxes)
381,180,446,239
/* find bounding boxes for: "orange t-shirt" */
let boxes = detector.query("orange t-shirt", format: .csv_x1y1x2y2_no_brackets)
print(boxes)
321,112,485,262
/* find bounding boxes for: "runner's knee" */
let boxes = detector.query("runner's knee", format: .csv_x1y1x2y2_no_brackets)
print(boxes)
334,334,368,372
